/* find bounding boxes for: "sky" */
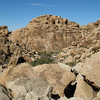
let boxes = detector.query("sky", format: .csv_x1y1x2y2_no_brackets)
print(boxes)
0,0,100,31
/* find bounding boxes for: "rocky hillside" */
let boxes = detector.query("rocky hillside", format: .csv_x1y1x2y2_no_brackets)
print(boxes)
0,15,100,100
5,15,100,65
9,15,80,52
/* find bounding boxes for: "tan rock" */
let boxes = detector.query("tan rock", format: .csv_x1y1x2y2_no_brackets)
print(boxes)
32,64,76,96
6,77,52,100
93,97,100,100
0,26,9,64
73,63,84,73
58,96,68,100
9,15,81,52
74,74,96,100
59,97,85,100
0,63,34,86
97,91,100,98
58,63,72,72
0,84,12,100
63,56,74,64
81,51,100,87
0,26,8,35
69,97,85,100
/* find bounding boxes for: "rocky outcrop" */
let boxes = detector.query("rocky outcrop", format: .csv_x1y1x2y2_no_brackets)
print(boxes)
0,63,34,86
81,51,100,87
0,15,100,66
74,74,96,100
1,15,100,100
0,26,9,65
9,15,81,53
6,77,52,100
32,64,76,97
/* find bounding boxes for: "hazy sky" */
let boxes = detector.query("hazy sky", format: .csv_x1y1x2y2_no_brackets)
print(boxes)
0,0,100,31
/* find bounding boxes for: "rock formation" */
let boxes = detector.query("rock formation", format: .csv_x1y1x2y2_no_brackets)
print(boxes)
0,63,34,86
0,26,9,65
32,64,76,97
0,15,100,100
9,15,81,52
81,52,100,87
6,77,52,100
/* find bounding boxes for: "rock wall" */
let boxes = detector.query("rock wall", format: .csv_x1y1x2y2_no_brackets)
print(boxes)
9,15,81,52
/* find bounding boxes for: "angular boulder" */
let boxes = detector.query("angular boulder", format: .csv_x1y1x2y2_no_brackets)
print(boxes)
32,64,76,96
81,51,100,87
74,74,96,100
0,63,34,86
6,77,52,100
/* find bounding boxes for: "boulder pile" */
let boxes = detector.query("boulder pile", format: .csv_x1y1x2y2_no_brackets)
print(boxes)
0,15,100,100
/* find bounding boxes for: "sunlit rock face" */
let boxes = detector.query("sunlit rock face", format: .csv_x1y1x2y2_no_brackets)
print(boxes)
9,15,81,52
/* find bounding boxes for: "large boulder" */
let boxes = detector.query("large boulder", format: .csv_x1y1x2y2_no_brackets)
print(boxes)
74,74,96,100
6,77,52,100
81,51,100,87
32,64,76,97
0,63,34,86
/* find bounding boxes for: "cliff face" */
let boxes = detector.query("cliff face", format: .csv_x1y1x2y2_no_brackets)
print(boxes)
9,15,81,52
9,15,100,54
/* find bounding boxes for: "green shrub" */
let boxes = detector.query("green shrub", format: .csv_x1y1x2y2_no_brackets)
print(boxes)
30,57,53,67
30,51,54,67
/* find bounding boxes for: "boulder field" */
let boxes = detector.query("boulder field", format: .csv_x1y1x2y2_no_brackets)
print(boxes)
0,15,100,100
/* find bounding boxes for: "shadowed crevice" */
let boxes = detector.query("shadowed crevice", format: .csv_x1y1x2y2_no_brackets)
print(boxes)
17,57,26,65
64,83,77,98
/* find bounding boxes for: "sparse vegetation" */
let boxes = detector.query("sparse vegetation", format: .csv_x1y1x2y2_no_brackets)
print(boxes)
30,51,54,67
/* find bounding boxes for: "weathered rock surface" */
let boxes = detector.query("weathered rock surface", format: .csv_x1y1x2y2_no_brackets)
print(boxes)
69,97,85,100
1,15,100,66
58,62,72,72
58,97,85,100
93,91,100,100
74,74,96,100
9,15,81,53
81,51,100,87
73,63,84,73
0,15,100,66
1,15,100,100
6,77,52,100
32,64,76,96
0,84,12,100
0,26,9,65
0,63,34,86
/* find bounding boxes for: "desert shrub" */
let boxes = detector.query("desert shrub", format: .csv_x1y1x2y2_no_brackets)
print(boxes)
30,51,54,67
